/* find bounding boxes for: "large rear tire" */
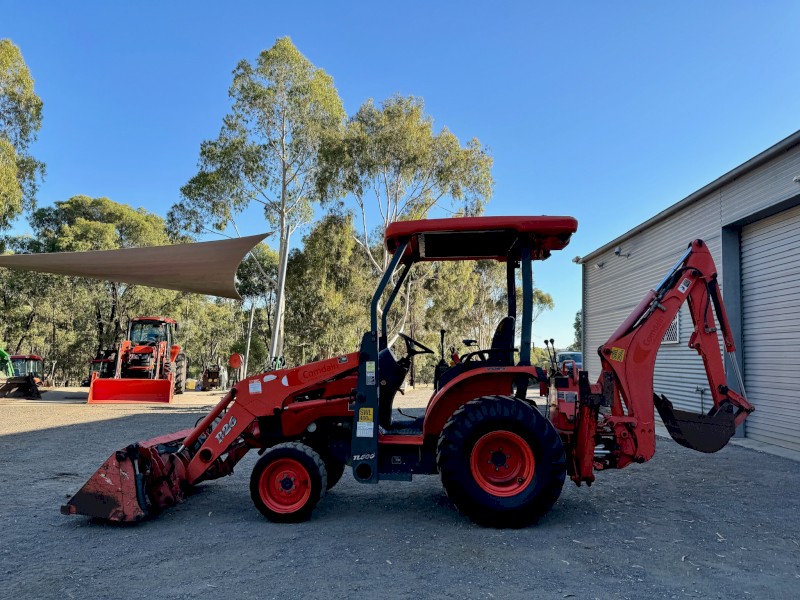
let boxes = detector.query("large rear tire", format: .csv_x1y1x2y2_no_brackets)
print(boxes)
250,442,327,523
437,395,566,528
174,353,187,395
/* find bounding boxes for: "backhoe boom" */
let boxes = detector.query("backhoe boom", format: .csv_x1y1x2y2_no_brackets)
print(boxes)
569,239,754,484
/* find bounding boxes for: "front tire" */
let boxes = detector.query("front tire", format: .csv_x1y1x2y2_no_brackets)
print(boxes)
250,442,327,523
437,395,566,528
174,353,187,394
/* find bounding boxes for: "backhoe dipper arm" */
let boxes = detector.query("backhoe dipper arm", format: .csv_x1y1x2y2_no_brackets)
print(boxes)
579,240,753,479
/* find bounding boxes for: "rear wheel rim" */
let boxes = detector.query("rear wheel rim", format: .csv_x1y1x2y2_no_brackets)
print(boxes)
259,458,312,514
470,430,535,497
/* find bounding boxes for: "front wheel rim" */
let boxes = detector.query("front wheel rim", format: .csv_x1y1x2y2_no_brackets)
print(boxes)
259,458,312,514
470,430,535,497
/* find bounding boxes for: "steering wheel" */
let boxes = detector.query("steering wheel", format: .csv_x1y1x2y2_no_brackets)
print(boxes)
397,332,435,358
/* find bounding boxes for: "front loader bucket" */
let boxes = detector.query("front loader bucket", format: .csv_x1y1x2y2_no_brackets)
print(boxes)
0,375,41,399
88,377,174,403
654,393,736,453
61,428,192,522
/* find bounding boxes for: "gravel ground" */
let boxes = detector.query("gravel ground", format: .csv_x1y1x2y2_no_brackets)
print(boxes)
1,387,799,600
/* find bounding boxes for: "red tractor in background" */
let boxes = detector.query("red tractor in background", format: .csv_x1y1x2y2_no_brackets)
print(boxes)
63,216,753,527
88,316,188,403
81,354,115,387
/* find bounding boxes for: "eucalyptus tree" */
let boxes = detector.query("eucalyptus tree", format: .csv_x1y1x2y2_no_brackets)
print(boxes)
284,213,372,364
0,39,45,229
30,195,177,354
317,94,493,274
172,37,345,360
315,95,493,342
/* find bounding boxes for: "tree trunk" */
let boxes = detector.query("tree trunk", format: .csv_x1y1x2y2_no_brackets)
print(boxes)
14,310,36,353
95,304,104,356
110,283,123,344
269,215,290,360
243,303,255,377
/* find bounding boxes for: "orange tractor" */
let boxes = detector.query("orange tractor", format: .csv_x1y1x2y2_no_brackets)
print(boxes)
63,216,753,526
88,316,187,403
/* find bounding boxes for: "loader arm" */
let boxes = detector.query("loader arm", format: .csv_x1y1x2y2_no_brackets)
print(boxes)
571,240,754,484
63,352,359,521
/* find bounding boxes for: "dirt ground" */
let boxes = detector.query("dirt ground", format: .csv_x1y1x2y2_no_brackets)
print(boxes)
1,387,799,600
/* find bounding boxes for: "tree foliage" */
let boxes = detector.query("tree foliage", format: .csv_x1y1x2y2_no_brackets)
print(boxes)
0,38,565,391
317,95,493,273
0,197,248,384
172,36,345,359
284,213,372,364
569,310,582,351
0,39,45,230
28,196,176,353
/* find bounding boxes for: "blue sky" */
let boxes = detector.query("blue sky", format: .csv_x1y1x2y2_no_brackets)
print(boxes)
3,1,799,347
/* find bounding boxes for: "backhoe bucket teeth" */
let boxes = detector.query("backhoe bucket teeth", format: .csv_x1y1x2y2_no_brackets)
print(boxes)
88,378,174,403
654,393,736,453
61,429,192,522
0,375,41,399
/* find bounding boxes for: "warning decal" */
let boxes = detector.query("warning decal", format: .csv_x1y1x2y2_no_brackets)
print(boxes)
356,422,374,438
609,347,625,362
678,278,692,294
366,361,376,386
358,407,374,422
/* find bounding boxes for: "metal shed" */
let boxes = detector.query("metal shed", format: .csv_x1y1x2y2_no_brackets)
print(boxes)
580,130,800,451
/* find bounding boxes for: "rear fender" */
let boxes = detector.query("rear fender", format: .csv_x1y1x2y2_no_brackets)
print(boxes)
423,367,538,436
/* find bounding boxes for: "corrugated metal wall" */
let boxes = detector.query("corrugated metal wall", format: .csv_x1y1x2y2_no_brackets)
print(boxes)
740,205,800,451
583,195,721,413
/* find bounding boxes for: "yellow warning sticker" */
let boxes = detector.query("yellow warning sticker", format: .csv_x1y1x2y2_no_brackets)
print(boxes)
609,347,625,362
358,407,374,422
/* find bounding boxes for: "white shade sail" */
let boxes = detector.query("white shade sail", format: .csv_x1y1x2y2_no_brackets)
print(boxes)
0,233,269,299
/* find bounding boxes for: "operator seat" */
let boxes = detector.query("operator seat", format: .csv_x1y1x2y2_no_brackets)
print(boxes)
437,316,516,390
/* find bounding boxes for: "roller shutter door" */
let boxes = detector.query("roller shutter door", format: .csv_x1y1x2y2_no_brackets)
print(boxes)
740,204,800,451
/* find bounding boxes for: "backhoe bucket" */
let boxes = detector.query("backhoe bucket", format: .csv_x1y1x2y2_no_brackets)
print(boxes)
654,393,736,453
0,375,41,399
60,428,192,522
88,377,174,403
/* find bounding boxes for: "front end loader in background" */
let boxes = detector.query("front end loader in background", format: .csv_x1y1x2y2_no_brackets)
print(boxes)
62,216,753,527
88,316,188,403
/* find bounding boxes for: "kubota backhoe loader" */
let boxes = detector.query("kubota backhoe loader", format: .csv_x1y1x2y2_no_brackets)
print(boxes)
88,316,188,403
62,216,753,527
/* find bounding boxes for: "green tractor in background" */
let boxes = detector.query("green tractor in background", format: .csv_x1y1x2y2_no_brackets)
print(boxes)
0,346,42,399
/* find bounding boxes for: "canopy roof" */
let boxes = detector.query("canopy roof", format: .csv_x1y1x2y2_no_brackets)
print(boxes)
0,233,268,299
385,216,578,262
